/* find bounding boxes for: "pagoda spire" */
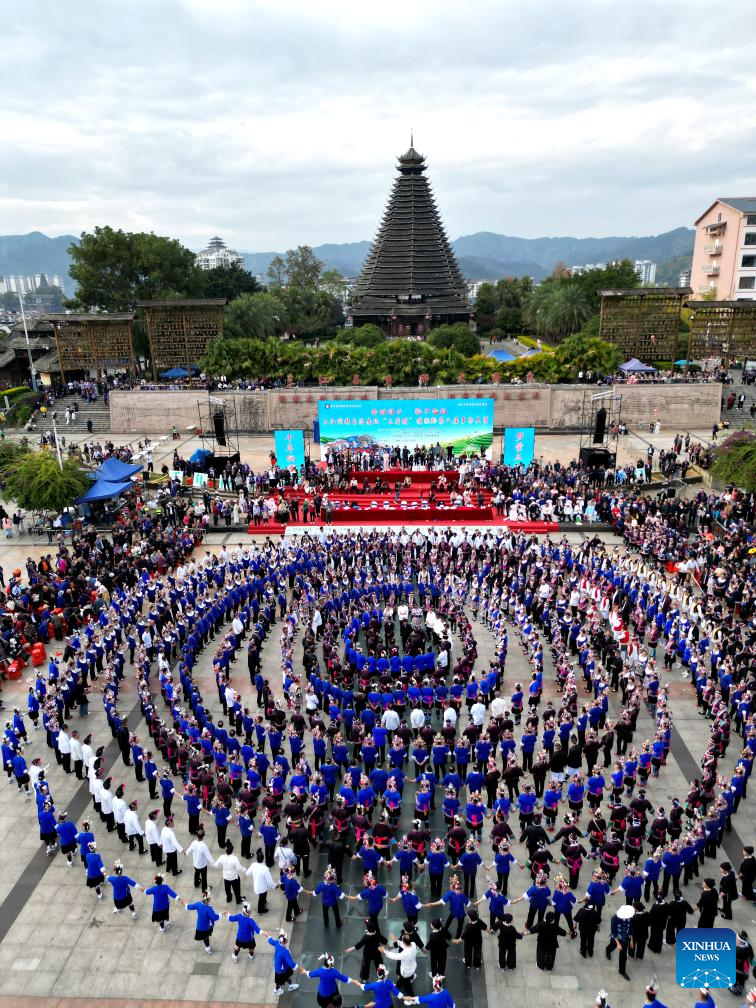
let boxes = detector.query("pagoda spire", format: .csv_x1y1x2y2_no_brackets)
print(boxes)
350,142,470,337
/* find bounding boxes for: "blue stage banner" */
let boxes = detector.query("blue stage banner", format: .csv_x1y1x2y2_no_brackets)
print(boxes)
503,426,535,467
274,429,305,471
317,398,494,459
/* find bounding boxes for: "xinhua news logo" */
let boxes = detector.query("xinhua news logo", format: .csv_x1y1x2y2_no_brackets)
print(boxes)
676,928,736,988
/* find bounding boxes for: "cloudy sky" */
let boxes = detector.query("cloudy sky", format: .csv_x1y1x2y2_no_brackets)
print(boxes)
2,0,755,251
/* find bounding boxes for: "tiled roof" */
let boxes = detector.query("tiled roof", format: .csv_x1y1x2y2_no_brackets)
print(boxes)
719,197,756,214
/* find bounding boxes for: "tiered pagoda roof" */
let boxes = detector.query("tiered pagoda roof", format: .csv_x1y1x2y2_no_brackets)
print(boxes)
351,143,470,321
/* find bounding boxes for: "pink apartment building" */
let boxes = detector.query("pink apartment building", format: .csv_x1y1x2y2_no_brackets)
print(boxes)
690,197,756,300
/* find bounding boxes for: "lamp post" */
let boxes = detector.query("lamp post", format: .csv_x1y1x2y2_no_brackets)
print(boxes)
17,287,38,391
51,416,64,471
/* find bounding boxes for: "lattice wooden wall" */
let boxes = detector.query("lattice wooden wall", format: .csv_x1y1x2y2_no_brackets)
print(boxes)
598,293,682,360
54,318,135,382
687,303,756,361
145,304,223,379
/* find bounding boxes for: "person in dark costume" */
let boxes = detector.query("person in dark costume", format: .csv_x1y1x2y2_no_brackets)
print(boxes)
529,910,567,972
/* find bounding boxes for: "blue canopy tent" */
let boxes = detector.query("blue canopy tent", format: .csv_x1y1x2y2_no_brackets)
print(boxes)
190,448,213,465
75,479,132,504
619,357,657,373
95,458,143,482
160,365,201,378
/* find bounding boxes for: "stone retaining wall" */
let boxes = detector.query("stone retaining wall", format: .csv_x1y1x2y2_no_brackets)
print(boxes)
108,382,722,434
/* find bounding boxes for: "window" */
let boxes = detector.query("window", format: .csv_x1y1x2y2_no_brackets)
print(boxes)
744,232,756,246
742,255,756,268
738,277,755,290
747,215,756,225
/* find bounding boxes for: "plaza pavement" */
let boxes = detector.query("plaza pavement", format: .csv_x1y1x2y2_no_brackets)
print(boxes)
0,428,751,1008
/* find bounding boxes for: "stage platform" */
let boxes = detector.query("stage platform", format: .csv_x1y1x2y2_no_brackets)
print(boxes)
247,469,559,534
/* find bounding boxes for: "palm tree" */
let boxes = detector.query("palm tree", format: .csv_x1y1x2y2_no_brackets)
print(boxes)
541,284,591,339
522,282,553,332
225,293,286,340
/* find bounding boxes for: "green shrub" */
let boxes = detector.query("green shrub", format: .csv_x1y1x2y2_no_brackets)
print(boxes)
8,403,33,426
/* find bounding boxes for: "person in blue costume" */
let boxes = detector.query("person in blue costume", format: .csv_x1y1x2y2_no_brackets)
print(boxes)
186,889,220,954
264,928,300,997
357,963,402,1008
106,861,140,918
144,873,180,933
225,900,261,962
84,841,105,900
404,973,456,1008
642,982,668,1008
300,951,354,1008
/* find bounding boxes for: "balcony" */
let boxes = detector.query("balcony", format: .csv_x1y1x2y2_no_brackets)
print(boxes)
703,242,723,255
703,263,720,276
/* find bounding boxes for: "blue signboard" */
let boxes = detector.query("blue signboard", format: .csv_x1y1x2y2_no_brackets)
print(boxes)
503,426,535,467
676,928,735,989
274,429,305,471
317,398,494,459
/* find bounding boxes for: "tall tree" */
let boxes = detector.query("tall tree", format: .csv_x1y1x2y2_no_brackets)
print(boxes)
201,262,262,300
2,450,89,512
319,268,348,301
266,255,287,288
272,286,337,338
224,292,286,341
473,282,497,332
571,259,639,312
542,283,592,337
66,226,202,311
495,304,522,333
284,245,324,289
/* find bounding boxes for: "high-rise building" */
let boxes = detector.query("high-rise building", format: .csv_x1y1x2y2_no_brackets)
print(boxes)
0,274,64,296
195,236,244,271
350,142,470,337
690,197,756,300
634,260,657,285
679,267,691,287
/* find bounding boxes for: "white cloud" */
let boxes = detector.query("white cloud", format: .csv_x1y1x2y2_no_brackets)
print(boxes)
1,0,754,249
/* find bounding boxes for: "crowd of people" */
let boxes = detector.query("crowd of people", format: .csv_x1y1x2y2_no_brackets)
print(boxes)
0,439,754,1007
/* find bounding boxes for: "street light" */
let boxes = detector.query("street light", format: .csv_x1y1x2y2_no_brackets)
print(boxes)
17,287,38,391
51,416,64,471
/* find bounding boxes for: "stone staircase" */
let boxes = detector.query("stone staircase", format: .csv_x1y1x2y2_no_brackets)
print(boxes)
721,383,756,420
35,394,111,436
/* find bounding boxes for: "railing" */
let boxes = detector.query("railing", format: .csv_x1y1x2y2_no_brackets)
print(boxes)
703,263,720,275
703,243,723,255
